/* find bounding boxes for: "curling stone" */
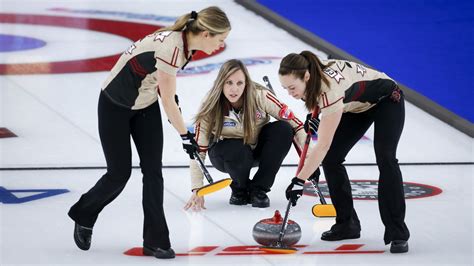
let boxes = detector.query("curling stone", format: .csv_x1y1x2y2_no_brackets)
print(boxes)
252,210,302,246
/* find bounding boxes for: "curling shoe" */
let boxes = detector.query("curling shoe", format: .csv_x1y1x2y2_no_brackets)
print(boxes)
390,240,409,253
143,246,176,259
249,190,270,208
229,191,249,205
73,223,93,250
321,229,360,241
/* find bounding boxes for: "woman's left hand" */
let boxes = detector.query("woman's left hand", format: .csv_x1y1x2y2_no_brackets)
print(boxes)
184,190,206,211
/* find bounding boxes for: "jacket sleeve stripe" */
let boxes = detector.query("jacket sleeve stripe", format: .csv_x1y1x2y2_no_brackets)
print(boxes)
155,56,178,68
194,122,201,142
171,47,179,67
322,93,329,107
266,92,284,108
194,123,209,152
292,116,303,125
321,97,344,109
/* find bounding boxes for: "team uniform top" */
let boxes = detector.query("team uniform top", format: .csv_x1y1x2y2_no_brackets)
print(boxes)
317,59,399,116
189,84,306,190
101,31,192,109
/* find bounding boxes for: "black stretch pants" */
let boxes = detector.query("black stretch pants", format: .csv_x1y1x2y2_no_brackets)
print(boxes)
322,93,410,244
208,121,293,193
68,92,170,249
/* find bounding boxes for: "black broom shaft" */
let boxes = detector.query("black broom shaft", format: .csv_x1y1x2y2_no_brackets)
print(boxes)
193,151,214,184
311,178,328,204
263,76,275,93
266,76,326,206
277,200,293,244
263,75,302,245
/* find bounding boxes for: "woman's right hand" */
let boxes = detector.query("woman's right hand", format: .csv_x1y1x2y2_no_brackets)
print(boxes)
181,131,199,159
184,190,206,212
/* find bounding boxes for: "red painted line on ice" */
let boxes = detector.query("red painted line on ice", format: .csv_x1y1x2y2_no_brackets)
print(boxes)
124,244,385,256
0,13,224,75
335,244,364,250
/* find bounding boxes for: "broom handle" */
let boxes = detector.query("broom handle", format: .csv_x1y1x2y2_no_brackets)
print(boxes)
276,200,293,244
310,178,328,204
263,76,274,93
193,151,214,184
263,76,318,244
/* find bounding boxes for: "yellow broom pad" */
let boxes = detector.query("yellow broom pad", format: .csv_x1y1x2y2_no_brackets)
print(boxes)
259,246,297,254
196,178,232,197
312,204,337,217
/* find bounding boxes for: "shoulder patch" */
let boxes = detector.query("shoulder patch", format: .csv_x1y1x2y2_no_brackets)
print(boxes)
256,110,266,119
153,31,173,43
356,64,367,77
323,67,345,83
223,121,236,127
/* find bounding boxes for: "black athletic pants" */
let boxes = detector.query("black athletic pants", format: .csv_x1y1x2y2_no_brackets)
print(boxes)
208,121,293,193
322,91,410,244
68,92,171,249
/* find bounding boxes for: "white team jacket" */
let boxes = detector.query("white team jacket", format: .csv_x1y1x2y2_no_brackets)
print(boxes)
189,83,307,190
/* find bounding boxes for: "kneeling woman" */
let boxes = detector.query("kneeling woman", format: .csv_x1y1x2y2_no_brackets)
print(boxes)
184,59,306,210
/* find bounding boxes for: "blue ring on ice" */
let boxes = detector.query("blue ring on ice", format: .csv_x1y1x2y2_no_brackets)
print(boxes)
0,34,46,52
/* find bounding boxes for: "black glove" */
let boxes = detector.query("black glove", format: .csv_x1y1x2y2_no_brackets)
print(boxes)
304,113,320,135
181,131,198,159
285,177,305,206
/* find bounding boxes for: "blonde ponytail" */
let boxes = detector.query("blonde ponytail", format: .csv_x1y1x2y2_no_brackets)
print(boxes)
156,6,230,36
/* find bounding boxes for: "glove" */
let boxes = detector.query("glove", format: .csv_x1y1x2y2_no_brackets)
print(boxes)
285,177,305,206
304,113,320,136
181,131,199,159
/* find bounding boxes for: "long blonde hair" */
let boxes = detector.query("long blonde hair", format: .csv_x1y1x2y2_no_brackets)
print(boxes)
279,51,331,111
156,6,231,36
194,59,259,144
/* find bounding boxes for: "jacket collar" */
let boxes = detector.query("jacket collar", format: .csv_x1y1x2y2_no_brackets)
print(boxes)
181,31,195,69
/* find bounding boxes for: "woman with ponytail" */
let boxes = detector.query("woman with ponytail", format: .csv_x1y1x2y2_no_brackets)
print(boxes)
279,51,410,253
68,6,230,259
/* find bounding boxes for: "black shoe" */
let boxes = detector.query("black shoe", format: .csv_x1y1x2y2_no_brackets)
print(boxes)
321,229,360,241
390,240,409,253
229,191,249,205
143,246,176,259
249,190,270,208
73,223,93,250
